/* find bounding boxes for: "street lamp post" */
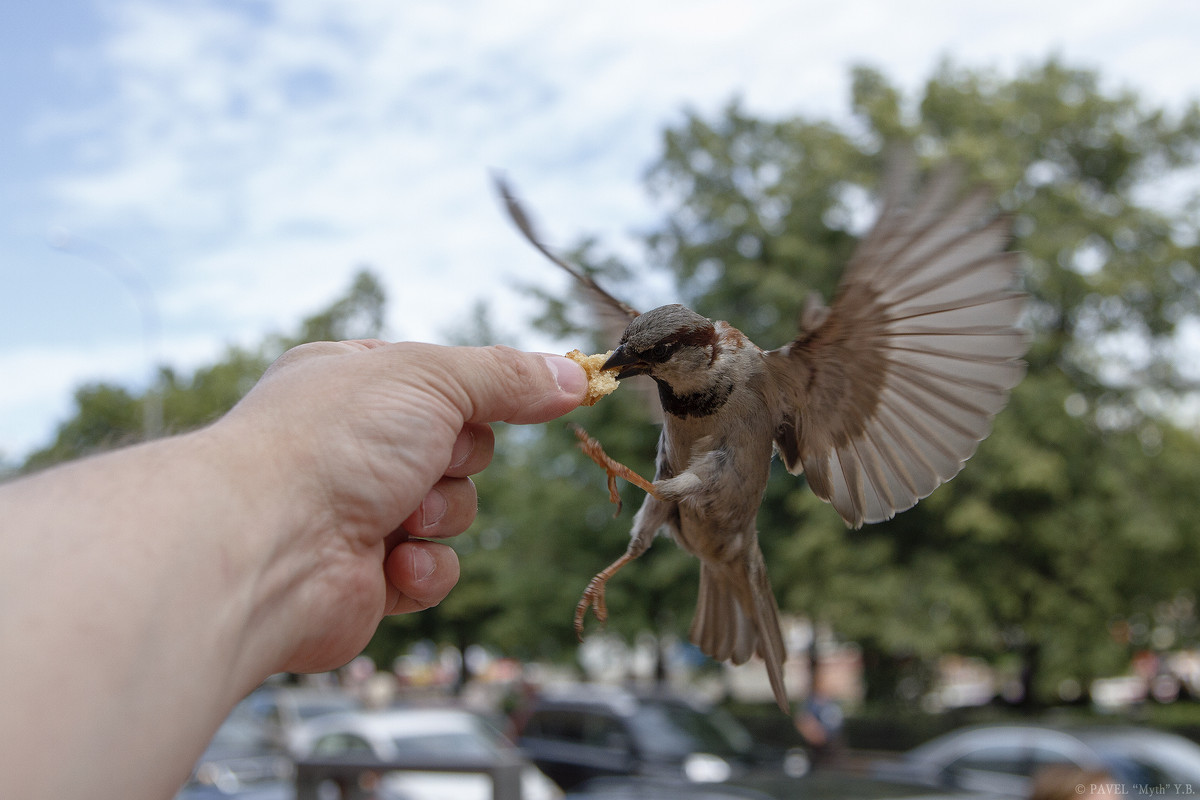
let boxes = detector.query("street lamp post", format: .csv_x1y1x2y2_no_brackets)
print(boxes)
49,229,163,441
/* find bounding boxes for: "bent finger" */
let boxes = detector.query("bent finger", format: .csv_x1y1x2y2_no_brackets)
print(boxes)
444,423,495,478
383,540,460,615
400,476,477,538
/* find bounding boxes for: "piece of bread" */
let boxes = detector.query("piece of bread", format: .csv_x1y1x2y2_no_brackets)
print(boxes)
566,349,619,406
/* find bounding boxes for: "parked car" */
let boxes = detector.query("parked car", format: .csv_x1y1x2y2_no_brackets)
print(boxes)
563,773,988,800
239,685,360,754
175,713,294,800
513,684,808,792
292,706,562,800
564,776,776,800
873,723,1200,797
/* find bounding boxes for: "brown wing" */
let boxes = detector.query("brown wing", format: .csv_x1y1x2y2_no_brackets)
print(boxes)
766,151,1028,528
493,173,640,335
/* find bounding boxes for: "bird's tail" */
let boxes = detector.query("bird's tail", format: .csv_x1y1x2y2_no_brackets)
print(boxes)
689,547,788,712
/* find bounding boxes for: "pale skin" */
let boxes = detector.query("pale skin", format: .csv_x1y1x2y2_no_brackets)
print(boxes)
0,339,587,800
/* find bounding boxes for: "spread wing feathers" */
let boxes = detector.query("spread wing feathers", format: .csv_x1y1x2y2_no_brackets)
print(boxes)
493,174,640,331
690,550,789,712
768,154,1028,528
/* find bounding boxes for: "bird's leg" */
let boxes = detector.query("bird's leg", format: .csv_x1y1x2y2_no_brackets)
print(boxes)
569,424,664,639
571,424,663,516
574,551,633,639
574,532,653,640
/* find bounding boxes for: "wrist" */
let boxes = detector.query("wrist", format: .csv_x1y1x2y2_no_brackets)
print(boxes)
187,416,323,680
198,407,384,677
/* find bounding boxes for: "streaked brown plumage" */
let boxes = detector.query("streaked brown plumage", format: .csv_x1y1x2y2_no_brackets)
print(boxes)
496,152,1028,711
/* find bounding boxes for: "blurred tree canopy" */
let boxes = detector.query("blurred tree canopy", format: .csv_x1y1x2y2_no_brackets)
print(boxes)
21,59,1200,708
410,57,1200,706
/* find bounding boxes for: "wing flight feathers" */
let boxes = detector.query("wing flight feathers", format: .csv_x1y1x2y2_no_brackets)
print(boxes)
493,174,640,322
769,155,1028,528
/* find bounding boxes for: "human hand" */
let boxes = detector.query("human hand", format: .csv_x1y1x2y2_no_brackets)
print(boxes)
213,340,587,674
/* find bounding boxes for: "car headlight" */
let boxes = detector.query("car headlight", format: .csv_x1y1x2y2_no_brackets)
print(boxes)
195,762,240,794
684,752,732,783
784,747,810,778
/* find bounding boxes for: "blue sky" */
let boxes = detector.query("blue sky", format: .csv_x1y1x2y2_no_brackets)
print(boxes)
2,0,1198,462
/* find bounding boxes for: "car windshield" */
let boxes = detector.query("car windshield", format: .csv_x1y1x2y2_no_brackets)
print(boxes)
210,718,268,749
392,719,509,762
295,697,357,720
629,701,753,761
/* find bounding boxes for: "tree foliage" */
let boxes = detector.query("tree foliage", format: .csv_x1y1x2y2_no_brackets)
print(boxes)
441,58,1200,705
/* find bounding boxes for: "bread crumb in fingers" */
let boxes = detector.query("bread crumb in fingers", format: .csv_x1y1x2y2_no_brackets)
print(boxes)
565,349,619,406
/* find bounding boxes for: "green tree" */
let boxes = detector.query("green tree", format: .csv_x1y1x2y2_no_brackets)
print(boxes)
21,383,143,471
21,60,1200,709
492,58,1200,705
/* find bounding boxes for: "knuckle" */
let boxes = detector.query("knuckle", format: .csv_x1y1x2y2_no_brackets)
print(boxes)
481,345,545,418
489,345,540,386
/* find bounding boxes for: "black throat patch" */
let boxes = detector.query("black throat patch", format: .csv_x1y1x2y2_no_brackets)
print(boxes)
656,377,734,419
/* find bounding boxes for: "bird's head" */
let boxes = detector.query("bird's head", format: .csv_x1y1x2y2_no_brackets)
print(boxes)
603,304,719,392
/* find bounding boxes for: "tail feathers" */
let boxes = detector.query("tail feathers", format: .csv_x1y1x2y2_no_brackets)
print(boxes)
689,552,788,712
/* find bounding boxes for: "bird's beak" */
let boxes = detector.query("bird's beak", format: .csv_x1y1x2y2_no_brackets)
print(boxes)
603,345,649,379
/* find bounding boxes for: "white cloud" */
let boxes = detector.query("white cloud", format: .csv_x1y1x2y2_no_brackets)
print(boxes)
4,0,1200,459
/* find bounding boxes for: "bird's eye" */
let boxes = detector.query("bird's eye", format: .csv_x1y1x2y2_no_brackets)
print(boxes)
649,342,675,362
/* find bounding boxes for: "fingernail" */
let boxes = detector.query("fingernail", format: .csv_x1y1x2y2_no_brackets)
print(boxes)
421,488,448,528
410,546,436,581
449,429,475,470
544,355,587,396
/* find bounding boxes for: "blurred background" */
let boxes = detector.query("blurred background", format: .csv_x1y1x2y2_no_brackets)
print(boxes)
5,1,1200,796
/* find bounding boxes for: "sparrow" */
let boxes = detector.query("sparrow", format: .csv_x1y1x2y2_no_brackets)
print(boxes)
495,152,1028,712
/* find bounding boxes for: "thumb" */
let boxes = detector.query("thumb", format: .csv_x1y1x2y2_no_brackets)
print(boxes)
418,344,588,425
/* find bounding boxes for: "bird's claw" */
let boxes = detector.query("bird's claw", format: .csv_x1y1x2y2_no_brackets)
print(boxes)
573,549,642,640
574,576,610,640
568,426,656,639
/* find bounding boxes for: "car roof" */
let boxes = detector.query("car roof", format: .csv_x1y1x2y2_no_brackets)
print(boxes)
306,706,485,739
906,724,1101,764
257,685,352,700
908,722,1200,761
1067,725,1189,744
248,685,359,713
